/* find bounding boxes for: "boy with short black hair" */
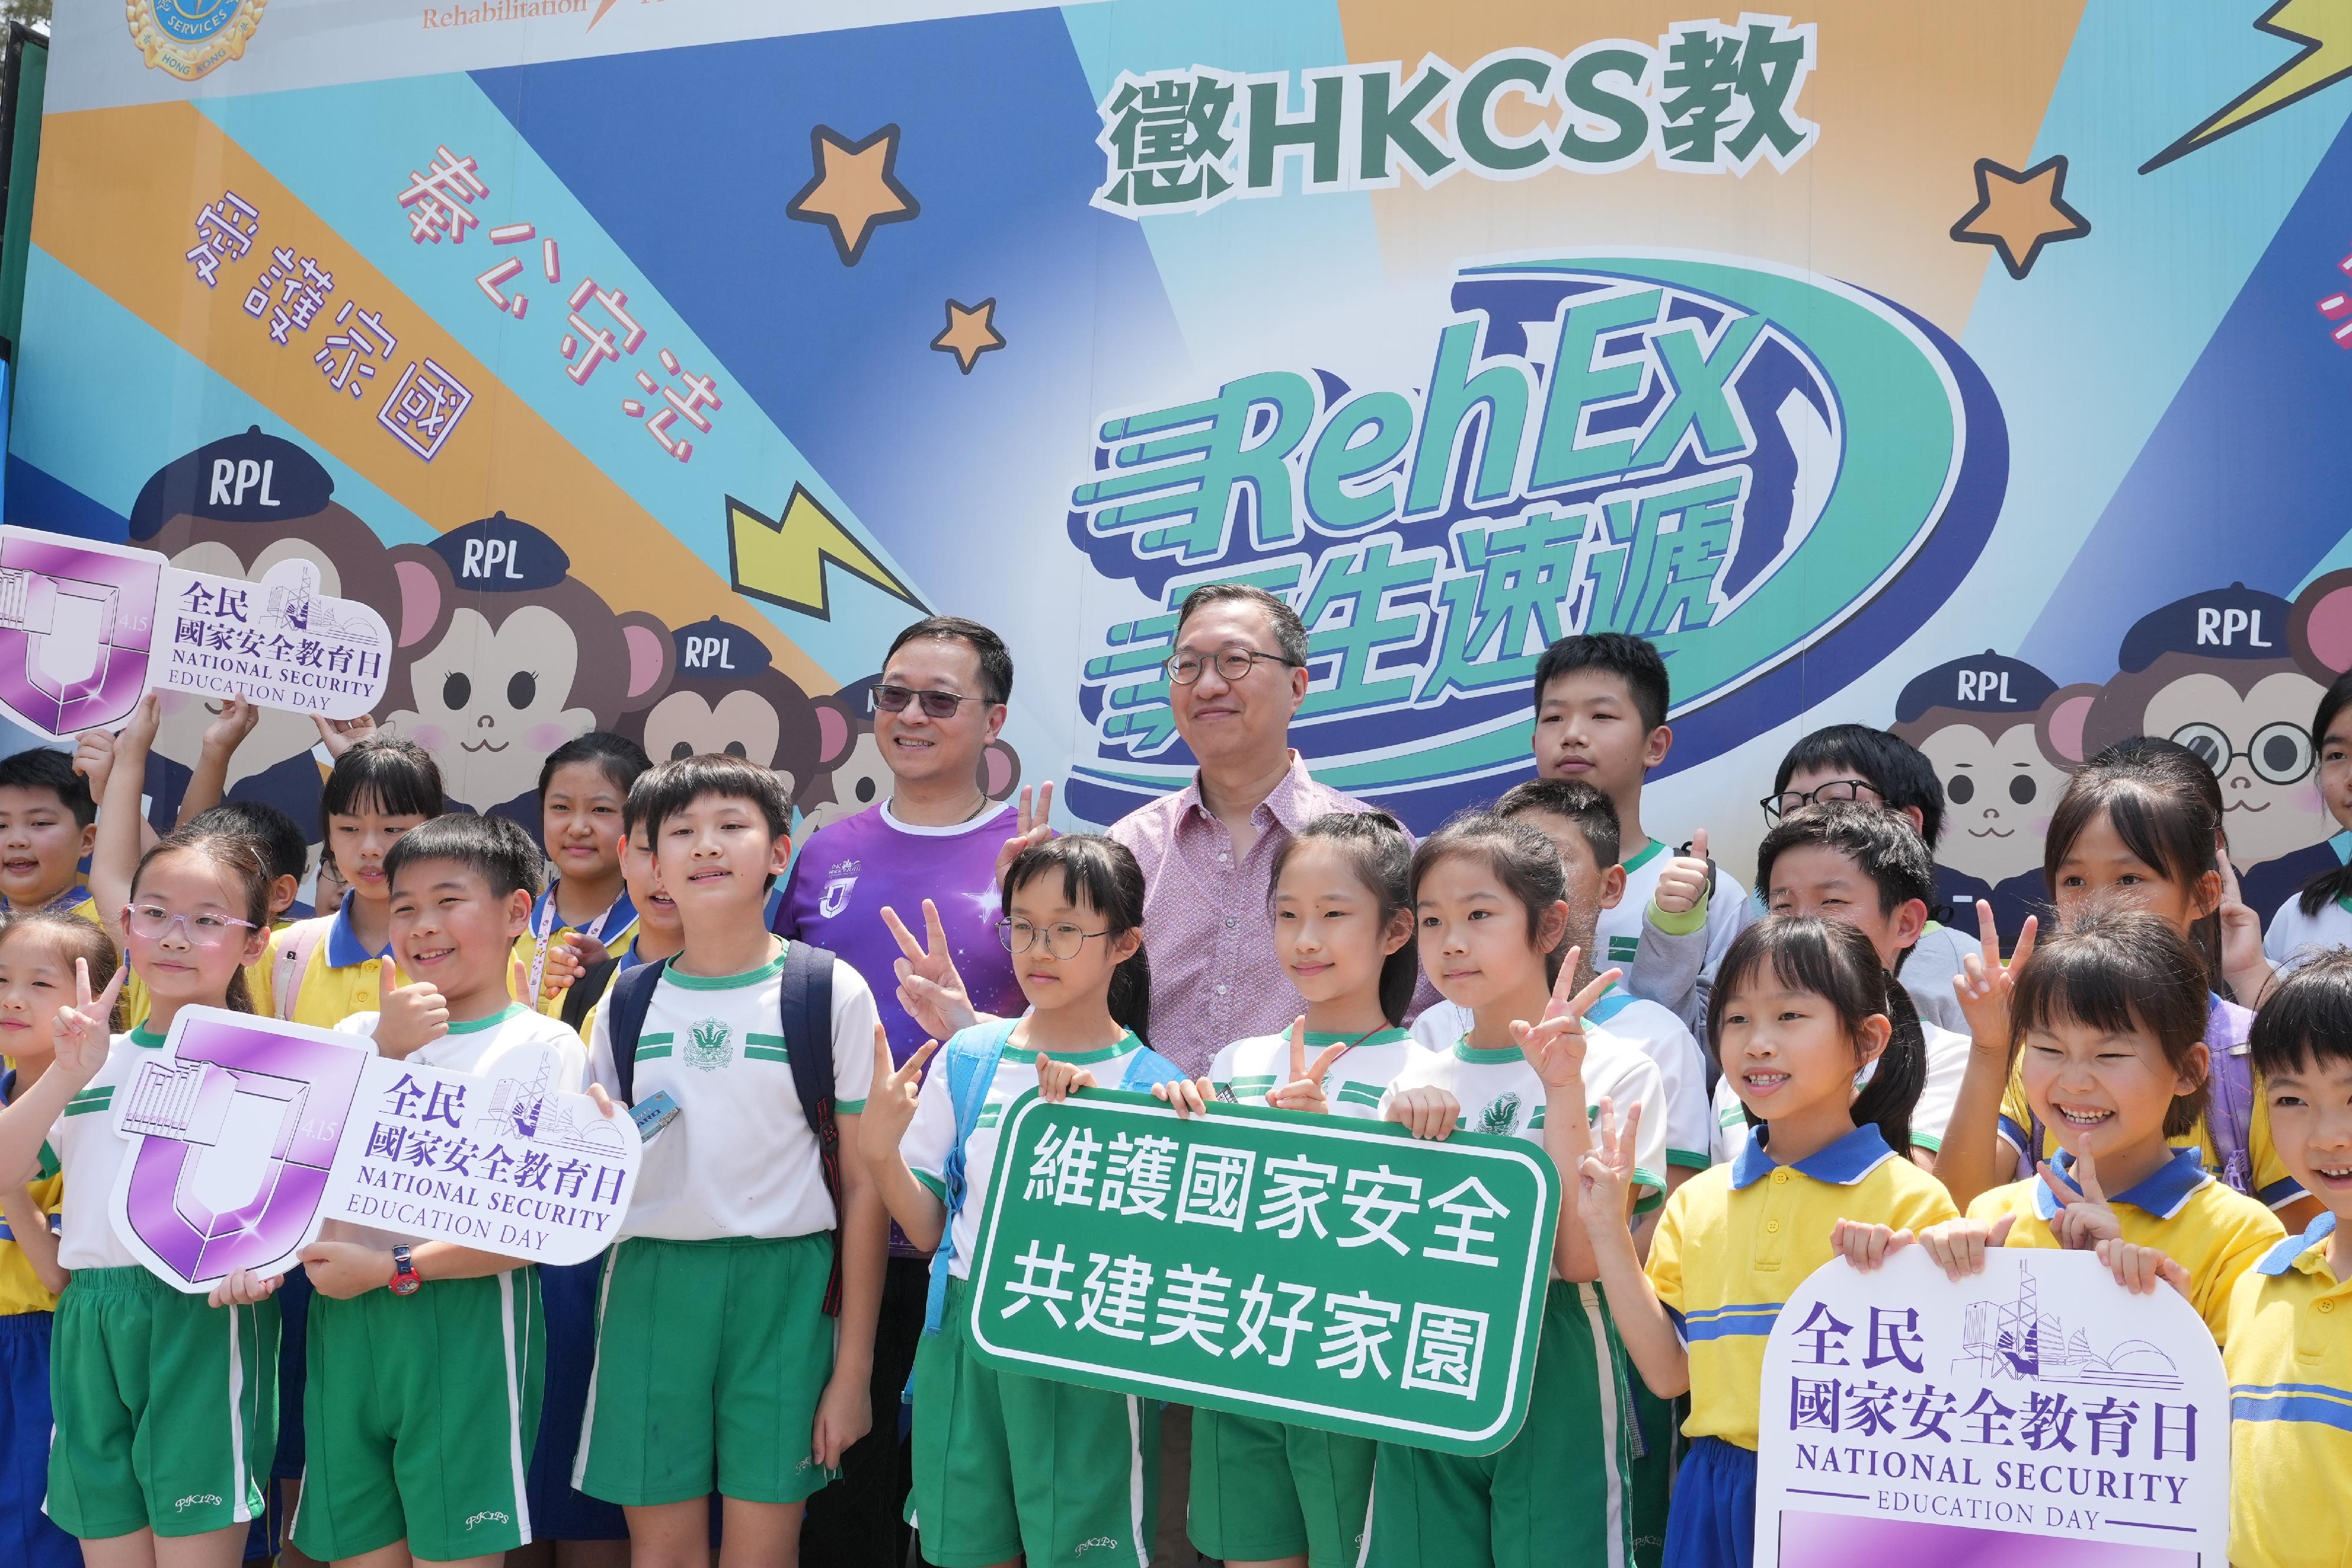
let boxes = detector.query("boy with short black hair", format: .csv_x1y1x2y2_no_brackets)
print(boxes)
577,755,886,1566
1763,723,1970,1034
292,810,594,1566
2229,951,2352,1566
1529,633,1750,1037
1725,801,1969,1168
0,747,99,920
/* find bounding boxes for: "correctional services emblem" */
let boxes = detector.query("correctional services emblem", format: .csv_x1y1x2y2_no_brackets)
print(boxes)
126,0,268,83
686,1017,733,1072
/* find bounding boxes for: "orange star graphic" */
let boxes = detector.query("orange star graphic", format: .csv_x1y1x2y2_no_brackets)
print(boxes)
787,124,920,267
1950,154,2092,280
931,297,1005,375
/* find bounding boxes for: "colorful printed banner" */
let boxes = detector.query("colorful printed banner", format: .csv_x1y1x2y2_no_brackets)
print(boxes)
0,523,390,740
9,2,2352,930
964,1089,1558,1456
1756,1248,2227,1566
109,1006,639,1292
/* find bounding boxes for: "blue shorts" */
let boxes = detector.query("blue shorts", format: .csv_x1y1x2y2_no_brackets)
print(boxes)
272,1265,313,1481
0,1313,80,1568
525,1256,627,1540
1665,1436,1755,1568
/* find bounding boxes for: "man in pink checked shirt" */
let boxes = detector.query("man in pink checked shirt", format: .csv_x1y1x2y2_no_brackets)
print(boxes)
1105,583,1401,1079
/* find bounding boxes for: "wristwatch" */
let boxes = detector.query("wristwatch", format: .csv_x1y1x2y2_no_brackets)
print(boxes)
388,1245,422,1296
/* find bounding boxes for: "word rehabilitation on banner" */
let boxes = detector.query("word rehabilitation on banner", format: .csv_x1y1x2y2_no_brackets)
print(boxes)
964,1089,1558,1456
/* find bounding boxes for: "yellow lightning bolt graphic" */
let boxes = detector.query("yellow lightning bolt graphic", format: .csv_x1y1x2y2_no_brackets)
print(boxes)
2142,0,2352,172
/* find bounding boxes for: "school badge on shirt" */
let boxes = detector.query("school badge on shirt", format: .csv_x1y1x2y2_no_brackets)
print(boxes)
126,0,268,82
1479,1092,1524,1137
686,1018,734,1072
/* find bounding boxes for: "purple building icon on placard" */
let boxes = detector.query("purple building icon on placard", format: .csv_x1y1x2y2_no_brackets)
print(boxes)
116,1013,367,1289
0,532,162,736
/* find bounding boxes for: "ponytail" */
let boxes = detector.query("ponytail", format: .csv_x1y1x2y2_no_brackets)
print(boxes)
1852,971,1925,1158
1108,943,1152,1049
2297,860,2352,920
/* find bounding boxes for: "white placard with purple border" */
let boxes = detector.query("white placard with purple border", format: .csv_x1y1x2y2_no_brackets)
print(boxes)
0,524,389,741
109,1007,639,1293
1757,1247,2228,1568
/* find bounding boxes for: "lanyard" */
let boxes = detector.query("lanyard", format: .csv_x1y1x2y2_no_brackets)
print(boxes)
526,884,629,1007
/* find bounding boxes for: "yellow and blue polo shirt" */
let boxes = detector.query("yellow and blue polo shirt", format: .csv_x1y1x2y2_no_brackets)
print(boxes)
0,1071,62,1316
1965,1145,2283,1344
281,894,395,1030
510,884,638,1021
1647,1122,1958,1449
2226,1213,2352,1568
0,884,101,927
1997,995,2307,1214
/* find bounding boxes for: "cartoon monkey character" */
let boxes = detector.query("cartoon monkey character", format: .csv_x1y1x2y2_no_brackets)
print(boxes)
791,675,1023,834
382,513,673,823
126,427,441,840
1892,650,2091,939
621,617,828,806
2079,580,2352,921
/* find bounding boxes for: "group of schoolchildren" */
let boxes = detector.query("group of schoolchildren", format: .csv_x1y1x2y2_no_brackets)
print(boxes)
0,618,2343,1568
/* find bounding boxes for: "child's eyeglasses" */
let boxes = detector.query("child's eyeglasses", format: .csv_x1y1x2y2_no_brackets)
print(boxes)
996,918,1111,959
873,683,991,720
1760,777,1880,823
122,905,259,948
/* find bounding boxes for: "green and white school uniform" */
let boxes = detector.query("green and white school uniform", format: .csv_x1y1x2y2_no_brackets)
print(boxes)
1191,1026,1425,1567
1412,989,1707,1180
1365,1033,1662,1568
901,1029,1165,1568
45,1027,279,1541
576,948,877,1508
288,1004,584,1561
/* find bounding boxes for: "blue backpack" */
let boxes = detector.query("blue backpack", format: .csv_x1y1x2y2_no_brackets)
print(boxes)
921,1018,1184,1335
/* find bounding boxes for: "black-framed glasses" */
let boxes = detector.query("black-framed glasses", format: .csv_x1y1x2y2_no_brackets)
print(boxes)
1162,648,1303,686
874,683,991,720
997,918,1112,959
1760,777,1880,823
2171,720,2314,785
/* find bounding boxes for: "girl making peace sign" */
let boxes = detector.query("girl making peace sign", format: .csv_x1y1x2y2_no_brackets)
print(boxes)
0,827,282,1567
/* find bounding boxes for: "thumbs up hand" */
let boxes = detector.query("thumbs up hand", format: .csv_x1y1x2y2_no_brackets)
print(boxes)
375,961,449,1059
1653,828,1713,917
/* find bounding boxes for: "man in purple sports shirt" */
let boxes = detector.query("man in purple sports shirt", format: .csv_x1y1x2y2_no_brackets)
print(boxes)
776,613,1032,1568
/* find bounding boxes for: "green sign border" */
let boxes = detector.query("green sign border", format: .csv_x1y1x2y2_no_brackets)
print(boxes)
964,1088,1561,1455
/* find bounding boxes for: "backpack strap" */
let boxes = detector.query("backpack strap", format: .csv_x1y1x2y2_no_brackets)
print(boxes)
602,959,667,1107
270,916,335,1022
776,942,843,1315
559,956,621,1035
2203,997,2258,1199
1117,1048,1186,1093
923,1018,1020,1335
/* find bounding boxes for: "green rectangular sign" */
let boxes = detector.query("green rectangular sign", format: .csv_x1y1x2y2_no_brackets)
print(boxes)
964,1088,1559,1456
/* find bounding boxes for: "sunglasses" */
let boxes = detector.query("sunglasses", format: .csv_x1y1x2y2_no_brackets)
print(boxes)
873,683,991,720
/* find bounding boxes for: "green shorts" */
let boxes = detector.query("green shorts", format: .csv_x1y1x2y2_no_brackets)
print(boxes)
1188,1408,1374,1568
292,1269,544,1562
1364,1280,1636,1568
907,1275,1157,1568
1628,1382,1683,1564
575,1233,836,1507
46,1265,279,1541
